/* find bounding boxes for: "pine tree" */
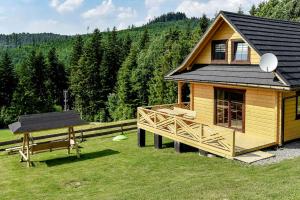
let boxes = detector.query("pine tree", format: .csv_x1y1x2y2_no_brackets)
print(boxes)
108,44,139,120
46,47,67,106
70,29,104,121
11,50,52,115
139,29,150,49
120,33,132,62
199,14,210,34
249,5,257,16
0,52,17,107
70,35,84,67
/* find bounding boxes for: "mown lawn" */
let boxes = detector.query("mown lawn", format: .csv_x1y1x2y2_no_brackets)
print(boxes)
1,129,300,200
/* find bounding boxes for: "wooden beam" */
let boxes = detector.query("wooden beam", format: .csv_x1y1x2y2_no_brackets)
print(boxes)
190,83,194,110
178,82,183,104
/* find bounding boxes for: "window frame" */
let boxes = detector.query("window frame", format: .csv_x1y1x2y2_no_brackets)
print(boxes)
296,92,300,120
211,40,228,64
214,87,246,132
231,40,250,64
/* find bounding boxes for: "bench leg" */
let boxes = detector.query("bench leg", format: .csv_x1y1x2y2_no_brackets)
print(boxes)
154,134,162,149
137,128,145,147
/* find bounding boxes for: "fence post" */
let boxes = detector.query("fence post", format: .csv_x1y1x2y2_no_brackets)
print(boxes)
231,130,236,157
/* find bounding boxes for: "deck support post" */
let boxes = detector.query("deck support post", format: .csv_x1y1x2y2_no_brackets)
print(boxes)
198,149,208,156
154,134,162,149
137,128,145,147
174,141,183,153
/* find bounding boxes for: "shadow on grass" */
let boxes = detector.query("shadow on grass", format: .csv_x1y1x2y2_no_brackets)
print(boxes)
163,141,174,148
40,149,120,167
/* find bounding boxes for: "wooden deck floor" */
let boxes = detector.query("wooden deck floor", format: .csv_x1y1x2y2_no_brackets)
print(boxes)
228,133,276,155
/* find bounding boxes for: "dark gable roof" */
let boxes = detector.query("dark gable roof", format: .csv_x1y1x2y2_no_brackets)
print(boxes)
221,11,300,87
8,111,88,134
167,11,300,88
167,64,284,87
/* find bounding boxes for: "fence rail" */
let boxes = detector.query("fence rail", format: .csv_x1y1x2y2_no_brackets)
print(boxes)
0,120,137,150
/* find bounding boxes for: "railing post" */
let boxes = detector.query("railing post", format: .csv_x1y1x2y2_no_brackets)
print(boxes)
200,124,204,141
174,118,177,135
231,130,236,157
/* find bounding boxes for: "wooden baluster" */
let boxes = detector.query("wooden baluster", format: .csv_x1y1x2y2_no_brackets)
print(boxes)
232,130,236,157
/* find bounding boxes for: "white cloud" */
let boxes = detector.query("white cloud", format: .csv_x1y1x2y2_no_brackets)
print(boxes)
50,0,84,13
81,0,137,30
176,0,265,18
25,19,81,34
144,0,171,21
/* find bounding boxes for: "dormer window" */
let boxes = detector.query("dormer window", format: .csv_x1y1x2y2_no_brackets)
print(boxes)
232,41,249,62
212,40,227,62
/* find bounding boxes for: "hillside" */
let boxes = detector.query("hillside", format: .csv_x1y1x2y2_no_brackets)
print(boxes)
0,15,200,69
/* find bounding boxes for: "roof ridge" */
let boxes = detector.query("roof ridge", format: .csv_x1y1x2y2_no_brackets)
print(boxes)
220,10,300,26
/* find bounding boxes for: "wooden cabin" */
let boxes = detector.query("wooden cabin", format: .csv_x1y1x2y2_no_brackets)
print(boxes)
137,11,300,159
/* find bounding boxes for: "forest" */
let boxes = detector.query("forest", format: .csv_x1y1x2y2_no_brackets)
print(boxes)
1,0,300,127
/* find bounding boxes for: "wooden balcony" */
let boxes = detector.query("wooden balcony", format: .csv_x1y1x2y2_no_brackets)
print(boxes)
137,103,276,159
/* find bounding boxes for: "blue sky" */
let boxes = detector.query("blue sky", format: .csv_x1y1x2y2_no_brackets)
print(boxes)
0,0,264,35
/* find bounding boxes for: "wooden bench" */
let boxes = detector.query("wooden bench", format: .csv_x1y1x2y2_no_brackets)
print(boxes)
173,107,196,119
31,140,71,154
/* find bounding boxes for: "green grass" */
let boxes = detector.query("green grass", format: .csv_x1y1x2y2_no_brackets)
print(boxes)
1,129,300,199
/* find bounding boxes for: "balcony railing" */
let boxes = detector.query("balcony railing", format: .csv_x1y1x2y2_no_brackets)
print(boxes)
137,103,236,158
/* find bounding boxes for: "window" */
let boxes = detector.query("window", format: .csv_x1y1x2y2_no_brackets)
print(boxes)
212,40,227,61
215,88,245,131
296,92,300,120
233,41,249,61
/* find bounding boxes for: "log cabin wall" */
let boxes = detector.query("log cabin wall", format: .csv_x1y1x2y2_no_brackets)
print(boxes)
192,83,279,142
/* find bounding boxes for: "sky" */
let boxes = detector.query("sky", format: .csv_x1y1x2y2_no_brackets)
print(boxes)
0,0,265,35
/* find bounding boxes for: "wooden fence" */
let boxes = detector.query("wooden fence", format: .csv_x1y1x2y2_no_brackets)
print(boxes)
0,120,137,151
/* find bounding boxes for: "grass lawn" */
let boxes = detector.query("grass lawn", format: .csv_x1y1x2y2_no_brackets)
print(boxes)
1,129,300,200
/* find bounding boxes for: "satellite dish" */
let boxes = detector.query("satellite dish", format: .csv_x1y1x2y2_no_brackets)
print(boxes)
259,53,278,72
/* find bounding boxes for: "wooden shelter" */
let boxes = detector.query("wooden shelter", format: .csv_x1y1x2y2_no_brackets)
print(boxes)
137,11,300,159
8,111,87,167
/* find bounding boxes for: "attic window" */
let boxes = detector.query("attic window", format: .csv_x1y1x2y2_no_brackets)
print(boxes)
212,40,227,61
233,41,249,62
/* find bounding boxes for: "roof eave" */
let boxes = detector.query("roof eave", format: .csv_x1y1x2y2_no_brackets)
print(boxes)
164,76,291,91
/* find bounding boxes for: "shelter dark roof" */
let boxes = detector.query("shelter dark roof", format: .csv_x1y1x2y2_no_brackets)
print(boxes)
167,64,284,86
221,11,300,87
8,111,87,134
